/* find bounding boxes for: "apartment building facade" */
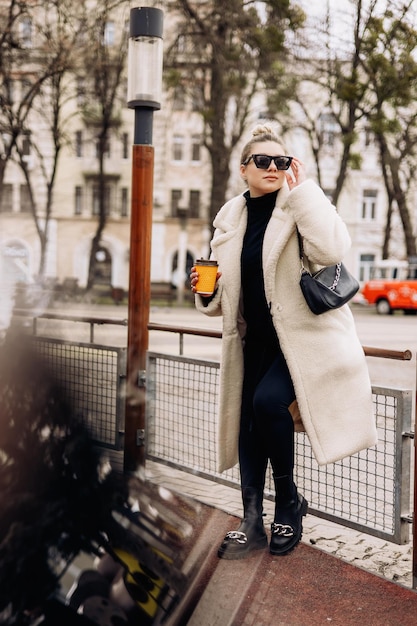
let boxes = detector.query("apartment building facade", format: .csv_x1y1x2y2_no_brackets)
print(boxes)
1,2,415,299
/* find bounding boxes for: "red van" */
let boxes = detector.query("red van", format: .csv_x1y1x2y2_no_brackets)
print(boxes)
362,279,417,314
361,260,417,314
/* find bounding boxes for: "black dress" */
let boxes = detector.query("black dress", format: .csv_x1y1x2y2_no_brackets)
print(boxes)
239,190,296,489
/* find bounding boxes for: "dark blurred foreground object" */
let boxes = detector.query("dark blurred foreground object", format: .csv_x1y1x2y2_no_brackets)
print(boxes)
0,332,201,625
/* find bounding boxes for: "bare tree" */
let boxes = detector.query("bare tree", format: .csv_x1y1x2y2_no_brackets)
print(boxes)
14,2,87,278
275,0,373,205
80,0,129,291
165,0,305,228
0,0,86,280
359,0,417,258
278,0,417,259
0,0,40,203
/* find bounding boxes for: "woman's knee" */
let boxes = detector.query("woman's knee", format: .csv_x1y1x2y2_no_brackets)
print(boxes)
253,357,295,417
253,387,289,421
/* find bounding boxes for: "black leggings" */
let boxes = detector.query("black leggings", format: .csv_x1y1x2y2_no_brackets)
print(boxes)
239,339,296,490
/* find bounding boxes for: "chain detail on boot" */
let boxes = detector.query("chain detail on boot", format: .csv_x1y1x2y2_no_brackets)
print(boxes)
218,487,267,560
270,523,295,537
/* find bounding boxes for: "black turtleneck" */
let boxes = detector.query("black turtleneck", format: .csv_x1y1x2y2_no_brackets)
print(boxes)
241,190,279,345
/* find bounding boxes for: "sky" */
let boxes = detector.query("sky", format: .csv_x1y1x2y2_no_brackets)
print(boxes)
297,0,357,50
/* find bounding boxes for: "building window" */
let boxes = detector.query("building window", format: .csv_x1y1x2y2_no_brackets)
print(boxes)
359,253,375,283
95,138,110,159
189,190,200,218
75,131,83,157
4,80,15,105
20,17,32,47
3,241,29,283
0,184,13,212
77,77,86,106
22,133,31,156
172,87,186,111
174,34,187,54
319,112,338,147
122,133,129,159
191,85,204,111
191,135,201,162
92,185,110,216
172,135,184,162
362,189,377,220
21,79,32,99
171,189,182,216
74,186,83,215
104,21,115,46
75,18,88,46
20,184,31,213
121,187,128,217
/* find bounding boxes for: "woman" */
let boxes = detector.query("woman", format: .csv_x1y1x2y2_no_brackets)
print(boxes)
190,124,377,560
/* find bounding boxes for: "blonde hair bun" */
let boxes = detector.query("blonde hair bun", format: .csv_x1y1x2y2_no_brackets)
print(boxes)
251,124,275,137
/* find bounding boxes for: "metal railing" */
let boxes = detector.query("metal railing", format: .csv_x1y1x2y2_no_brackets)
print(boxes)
146,351,413,545
30,311,127,343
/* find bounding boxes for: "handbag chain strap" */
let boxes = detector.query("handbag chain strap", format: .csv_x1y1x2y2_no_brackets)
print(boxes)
296,227,341,291
329,263,342,290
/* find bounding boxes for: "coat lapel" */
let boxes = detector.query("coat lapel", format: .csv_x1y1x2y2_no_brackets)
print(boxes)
210,195,247,317
263,185,296,302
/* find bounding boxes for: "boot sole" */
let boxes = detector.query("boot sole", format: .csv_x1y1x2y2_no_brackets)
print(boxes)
269,496,308,556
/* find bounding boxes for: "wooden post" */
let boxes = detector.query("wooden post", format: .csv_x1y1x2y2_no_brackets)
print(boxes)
124,144,153,472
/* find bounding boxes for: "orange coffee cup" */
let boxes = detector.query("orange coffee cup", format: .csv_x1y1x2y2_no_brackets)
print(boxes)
195,259,218,296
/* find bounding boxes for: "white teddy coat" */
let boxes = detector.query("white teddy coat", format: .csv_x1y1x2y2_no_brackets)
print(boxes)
196,179,378,472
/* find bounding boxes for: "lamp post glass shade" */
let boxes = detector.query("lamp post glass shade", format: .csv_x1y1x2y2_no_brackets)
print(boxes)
127,7,163,110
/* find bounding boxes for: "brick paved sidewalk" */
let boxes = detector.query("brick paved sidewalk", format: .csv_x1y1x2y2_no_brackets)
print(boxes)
146,460,413,589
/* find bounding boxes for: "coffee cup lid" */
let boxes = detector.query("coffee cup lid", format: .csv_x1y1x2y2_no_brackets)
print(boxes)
195,259,218,266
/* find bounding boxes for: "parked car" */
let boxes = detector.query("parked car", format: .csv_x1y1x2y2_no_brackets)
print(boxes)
362,279,417,314
361,259,417,315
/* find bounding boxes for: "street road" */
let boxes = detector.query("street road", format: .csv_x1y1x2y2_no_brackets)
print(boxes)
353,307,416,390
31,302,416,392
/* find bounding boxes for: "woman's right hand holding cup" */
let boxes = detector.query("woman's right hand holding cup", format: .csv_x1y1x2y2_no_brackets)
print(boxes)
190,262,221,297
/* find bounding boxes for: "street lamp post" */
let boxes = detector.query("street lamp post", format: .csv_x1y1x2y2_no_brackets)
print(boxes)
124,6,163,473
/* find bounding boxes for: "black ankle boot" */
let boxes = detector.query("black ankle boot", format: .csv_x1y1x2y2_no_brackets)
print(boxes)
269,475,308,556
218,487,267,560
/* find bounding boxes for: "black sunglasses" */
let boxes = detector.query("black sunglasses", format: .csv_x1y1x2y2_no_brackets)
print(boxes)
243,154,293,170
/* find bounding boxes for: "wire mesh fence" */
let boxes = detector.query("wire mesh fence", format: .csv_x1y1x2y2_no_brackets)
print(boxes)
34,337,126,450
146,352,413,544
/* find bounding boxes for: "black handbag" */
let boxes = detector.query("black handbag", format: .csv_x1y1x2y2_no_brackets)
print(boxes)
297,229,359,315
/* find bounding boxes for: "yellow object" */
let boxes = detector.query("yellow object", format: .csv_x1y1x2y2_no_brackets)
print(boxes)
195,259,218,295
113,547,169,618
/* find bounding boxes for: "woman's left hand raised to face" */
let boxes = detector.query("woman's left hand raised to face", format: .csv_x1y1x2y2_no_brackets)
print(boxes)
286,157,307,190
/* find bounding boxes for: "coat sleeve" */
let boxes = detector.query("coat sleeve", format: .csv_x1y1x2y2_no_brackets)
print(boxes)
195,223,226,317
194,281,223,317
285,180,351,266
